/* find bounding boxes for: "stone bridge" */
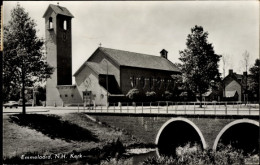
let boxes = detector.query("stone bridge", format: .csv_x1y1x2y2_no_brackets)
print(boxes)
88,112,259,156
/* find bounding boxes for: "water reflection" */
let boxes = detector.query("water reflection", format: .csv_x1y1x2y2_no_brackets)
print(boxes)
130,150,157,165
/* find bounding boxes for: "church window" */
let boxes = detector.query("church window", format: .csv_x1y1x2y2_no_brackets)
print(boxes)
49,17,53,29
65,94,68,97
71,94,74,97
157,77,161,87
63,20,67,30
133,76,136,87
140,76,145,88
149,77,153,89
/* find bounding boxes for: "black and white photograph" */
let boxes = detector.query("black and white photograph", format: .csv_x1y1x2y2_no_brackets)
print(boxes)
2,1,260,164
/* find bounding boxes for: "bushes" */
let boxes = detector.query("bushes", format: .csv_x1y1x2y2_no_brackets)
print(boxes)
126,88,140,100
143,144,258,165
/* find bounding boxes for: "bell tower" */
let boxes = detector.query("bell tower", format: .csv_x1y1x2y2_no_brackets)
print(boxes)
43,4,74,106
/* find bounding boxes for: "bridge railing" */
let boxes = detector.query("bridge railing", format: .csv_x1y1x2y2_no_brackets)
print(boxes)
77,101,259,116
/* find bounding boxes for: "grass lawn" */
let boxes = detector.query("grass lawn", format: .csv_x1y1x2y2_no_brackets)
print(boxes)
3,113,141,163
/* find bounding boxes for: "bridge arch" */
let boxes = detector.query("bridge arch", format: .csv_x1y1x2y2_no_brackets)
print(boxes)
155,117,207,156
213,119,259,152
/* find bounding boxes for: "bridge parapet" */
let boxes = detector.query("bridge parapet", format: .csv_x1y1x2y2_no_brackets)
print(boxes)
82,102,259,116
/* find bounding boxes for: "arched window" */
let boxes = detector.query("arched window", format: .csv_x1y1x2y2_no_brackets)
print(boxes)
149,77,153,90
157,77,161,87
133,76,136,87
140,76,145,88
63,20,67,30
49,17,53,29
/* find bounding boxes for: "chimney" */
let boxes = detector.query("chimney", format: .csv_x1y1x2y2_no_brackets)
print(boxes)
160,49,168,59
229,69,233,75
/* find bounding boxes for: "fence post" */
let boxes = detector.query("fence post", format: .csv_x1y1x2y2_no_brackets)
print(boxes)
249,105,251,115
225,102,227,115
204,104,206,115
150,102,152,113
142,102,143,113
185,102,186,114
114,103,116,113
237,102,239,115
158,102,160,113
127,103,129,113
135,103,136,113
166,102,168,114
214,103,216,115
78,103,79,113
194,102,195,114
175,102,177,114
101,105,103,112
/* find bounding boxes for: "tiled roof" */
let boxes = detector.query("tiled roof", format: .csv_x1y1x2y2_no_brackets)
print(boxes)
86,62,113,75
43,4,74,18
99,47,180,72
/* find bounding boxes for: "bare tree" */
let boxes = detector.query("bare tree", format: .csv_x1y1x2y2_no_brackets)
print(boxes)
243,50,250,73
222,54,231,98
242,50,250,103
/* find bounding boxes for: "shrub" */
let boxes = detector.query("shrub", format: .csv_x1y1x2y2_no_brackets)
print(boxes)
126,88,139,100
143,143,257,165
145,91,156,97
165,91,173,100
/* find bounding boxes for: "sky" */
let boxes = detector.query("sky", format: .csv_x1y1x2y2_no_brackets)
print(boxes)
3,1,259,79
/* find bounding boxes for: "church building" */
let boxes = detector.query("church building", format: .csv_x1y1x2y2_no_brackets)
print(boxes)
44,4,180,106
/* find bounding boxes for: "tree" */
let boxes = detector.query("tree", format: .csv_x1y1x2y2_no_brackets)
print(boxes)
3,4,53,114
248,59,260,100
241,50,250,103
179,25,221,107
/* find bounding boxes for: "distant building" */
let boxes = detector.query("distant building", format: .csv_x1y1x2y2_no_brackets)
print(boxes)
222,69,250,101
43,4,180,106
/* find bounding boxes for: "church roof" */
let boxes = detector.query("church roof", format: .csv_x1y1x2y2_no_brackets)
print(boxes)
43,4,74,18
86,62,113,75
99,47,180,72
74,47,180,76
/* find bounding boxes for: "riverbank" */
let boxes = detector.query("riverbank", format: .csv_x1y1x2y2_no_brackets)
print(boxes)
3,113,153,164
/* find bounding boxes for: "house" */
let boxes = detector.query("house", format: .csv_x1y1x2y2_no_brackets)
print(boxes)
43,4,180,106
222,69,248,101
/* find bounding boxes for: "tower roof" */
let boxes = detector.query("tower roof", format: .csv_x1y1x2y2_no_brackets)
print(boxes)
43,4,74,18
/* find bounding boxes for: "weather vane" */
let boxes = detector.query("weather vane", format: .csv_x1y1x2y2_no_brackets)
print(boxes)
99,43,102,47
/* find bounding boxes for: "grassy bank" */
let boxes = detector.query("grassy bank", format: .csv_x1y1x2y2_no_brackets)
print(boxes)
3,113,143,164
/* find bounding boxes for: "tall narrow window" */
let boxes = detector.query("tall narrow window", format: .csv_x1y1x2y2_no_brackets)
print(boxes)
133,76,136,87
49,17,53,29
149,77,153,90
63,20,67,30
140,76,145,88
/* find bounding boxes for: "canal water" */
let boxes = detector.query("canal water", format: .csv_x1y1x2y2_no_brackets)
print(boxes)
124,149,157,165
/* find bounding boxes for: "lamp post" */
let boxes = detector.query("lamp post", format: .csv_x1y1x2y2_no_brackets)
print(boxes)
103,60,109,107
18,48,26,114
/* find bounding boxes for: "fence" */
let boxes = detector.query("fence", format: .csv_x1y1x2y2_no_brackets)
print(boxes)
75,101,259,116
